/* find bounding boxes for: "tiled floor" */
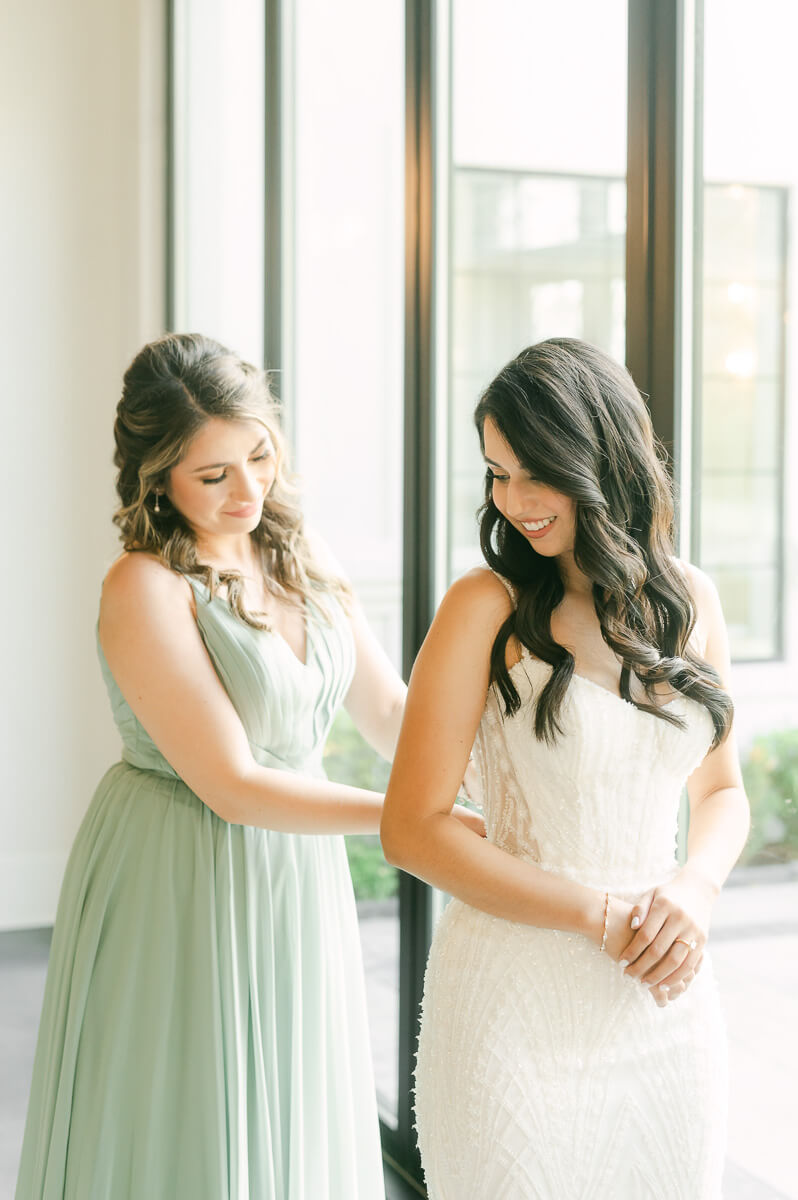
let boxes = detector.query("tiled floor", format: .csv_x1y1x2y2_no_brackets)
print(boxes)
2,873,796,1199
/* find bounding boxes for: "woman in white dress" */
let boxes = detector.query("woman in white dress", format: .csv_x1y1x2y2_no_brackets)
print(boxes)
381,338,750,1199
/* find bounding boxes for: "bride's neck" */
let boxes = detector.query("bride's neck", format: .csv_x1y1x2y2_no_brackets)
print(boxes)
556,553,593,598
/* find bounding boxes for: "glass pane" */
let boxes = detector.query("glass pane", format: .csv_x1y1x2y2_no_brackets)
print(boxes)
706,567,780,662
698,102,789,664
285,0,404,1124
699,471,779,572
171,0,265,362
698,4,798,1196
448,0,628,585
700,377,781,474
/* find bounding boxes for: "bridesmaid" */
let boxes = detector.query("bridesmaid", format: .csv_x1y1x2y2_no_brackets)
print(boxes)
16,332,481,1199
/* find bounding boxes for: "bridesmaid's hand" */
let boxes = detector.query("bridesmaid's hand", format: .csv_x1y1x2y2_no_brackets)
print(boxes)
461,758,484,807
619,868,717,999
451,804,487,838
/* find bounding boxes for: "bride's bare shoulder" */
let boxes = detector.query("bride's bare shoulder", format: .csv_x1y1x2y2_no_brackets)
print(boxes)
432,567,515,646
448,565,514,608
671,558,725,657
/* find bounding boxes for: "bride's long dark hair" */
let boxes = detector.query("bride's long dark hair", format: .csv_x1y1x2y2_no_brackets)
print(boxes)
475,338,733,747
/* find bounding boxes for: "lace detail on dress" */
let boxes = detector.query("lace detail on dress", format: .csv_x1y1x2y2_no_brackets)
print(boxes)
473,683,541,865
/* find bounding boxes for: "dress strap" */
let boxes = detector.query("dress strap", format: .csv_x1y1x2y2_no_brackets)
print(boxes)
494,573,518,606
183,572,212,601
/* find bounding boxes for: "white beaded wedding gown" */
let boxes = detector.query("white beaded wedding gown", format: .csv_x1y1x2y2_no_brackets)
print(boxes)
415,606,728,1199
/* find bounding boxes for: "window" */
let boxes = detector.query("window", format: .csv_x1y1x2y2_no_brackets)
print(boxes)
450,169,626,578
281,0,406,1125
697,183,787,661
446,0,628,585
690,4,797,1193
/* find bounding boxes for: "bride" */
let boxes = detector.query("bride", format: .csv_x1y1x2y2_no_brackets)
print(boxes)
381,338,750,1199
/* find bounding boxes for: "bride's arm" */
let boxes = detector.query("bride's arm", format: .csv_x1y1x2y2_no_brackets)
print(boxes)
671,566,750,887
380,569,624,944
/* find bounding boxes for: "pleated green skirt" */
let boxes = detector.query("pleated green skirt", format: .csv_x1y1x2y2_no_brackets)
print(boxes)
16,762,385,1199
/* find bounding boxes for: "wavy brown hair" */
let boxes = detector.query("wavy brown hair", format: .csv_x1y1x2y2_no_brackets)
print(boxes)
113,332,349,625
475,337,732,746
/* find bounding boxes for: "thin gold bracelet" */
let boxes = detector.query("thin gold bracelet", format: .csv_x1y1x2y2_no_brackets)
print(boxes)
600,891,610,953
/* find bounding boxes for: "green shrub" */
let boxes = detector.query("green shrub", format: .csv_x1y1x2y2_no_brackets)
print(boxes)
344,836,399,901
740,728,798,865
323,709,398,901
323,708,391,793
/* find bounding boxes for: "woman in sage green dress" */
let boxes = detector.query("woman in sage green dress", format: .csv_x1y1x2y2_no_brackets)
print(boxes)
16,333,482,1200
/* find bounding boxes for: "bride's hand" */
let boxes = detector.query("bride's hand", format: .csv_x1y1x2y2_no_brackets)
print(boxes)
601,896,637,960
451,803,487,838
619,867,716,999
603,893,701,1008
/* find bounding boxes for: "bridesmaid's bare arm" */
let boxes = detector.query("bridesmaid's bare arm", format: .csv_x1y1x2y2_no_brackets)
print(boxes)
304,528,407,761
343,597,407,760
99,553,384,834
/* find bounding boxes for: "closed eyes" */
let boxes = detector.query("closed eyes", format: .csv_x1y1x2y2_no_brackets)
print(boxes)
201,451,272,485
486,468,540,485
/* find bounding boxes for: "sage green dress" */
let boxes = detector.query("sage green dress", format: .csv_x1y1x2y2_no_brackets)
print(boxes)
16,577,385,1200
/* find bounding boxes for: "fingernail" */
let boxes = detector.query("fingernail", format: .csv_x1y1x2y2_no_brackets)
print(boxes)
660,985,670,993
619,960,629,970
631,916,640,929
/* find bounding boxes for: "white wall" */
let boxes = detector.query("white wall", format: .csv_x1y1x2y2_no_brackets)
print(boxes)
171,0,265,366
0,0,166,929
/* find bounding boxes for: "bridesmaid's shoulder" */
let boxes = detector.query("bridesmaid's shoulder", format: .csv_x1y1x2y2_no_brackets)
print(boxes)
101,552,193,618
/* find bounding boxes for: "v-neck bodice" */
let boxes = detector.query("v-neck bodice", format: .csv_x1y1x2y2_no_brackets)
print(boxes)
98,575,355,780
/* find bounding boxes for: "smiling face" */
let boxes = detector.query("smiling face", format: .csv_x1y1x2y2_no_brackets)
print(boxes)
166,417,277,544
482,417,576,559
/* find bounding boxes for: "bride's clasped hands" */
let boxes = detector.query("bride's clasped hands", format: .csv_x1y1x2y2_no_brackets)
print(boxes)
603,868,716,1007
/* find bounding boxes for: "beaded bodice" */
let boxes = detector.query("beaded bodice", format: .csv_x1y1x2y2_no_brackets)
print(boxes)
472,653,714,898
